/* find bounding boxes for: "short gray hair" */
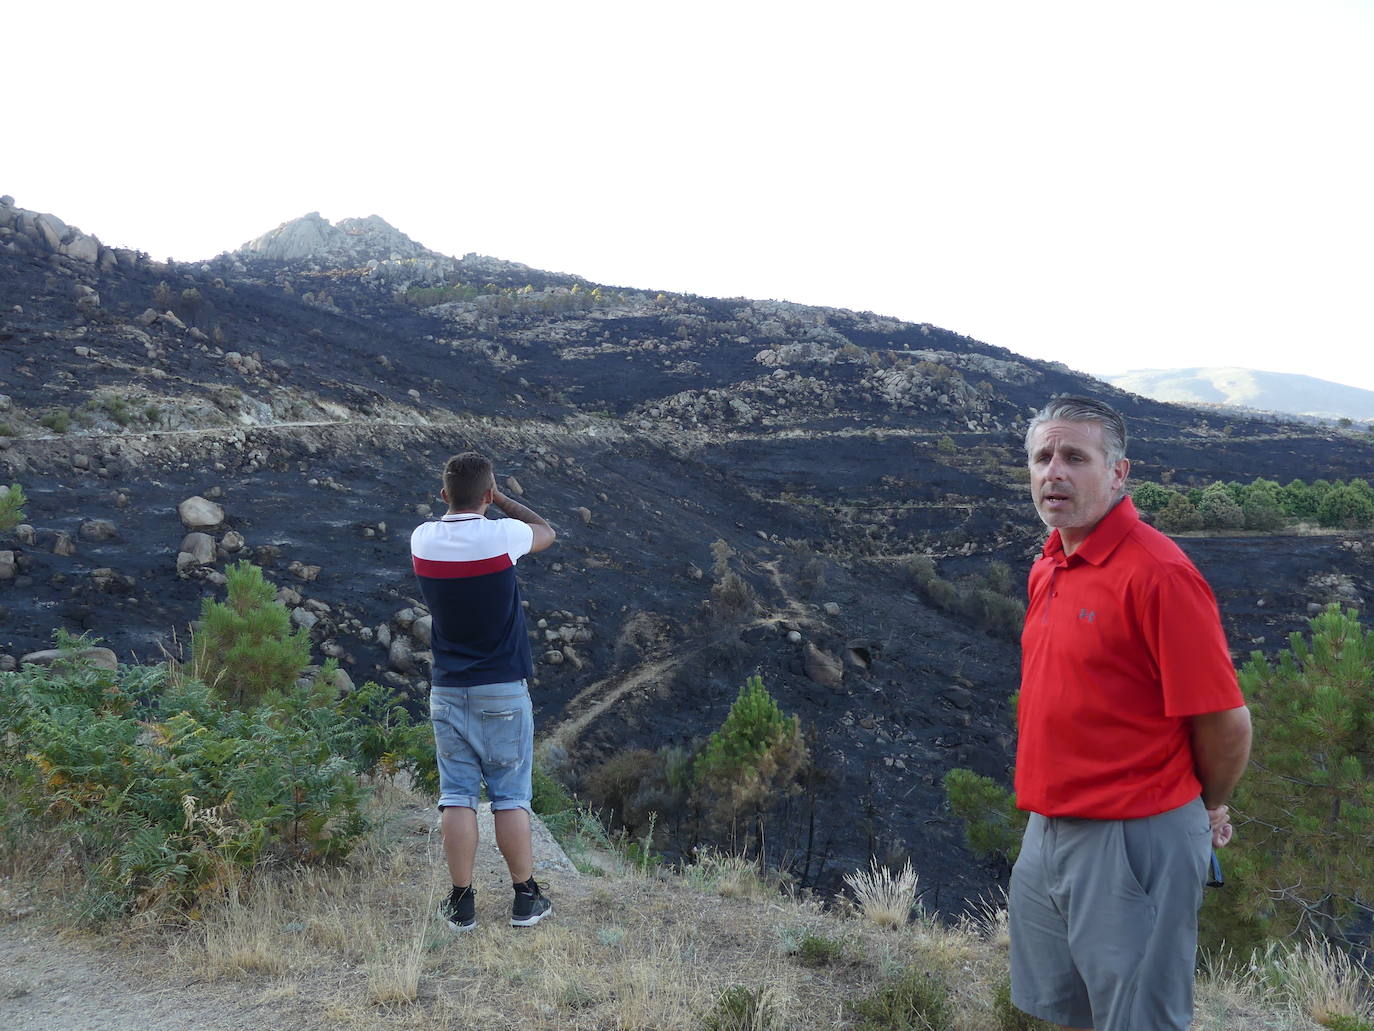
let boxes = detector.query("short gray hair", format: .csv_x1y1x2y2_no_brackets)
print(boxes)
1025,396,1128,465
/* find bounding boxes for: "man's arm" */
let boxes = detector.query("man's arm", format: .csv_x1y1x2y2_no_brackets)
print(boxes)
1191,705,1252,846
490,489,556,553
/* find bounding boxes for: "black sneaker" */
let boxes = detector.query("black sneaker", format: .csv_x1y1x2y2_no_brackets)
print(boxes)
511,878,552,927
438,885,476,933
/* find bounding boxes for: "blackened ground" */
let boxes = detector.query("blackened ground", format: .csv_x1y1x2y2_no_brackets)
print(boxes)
2,241,1372,914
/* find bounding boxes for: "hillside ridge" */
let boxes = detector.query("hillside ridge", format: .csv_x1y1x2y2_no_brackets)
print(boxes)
3,192,1373,909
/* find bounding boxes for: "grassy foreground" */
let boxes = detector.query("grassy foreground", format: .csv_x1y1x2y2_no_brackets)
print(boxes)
3,778,1368,1031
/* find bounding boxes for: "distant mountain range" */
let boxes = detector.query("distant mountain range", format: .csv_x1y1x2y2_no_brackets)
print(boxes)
1104,367,1374,424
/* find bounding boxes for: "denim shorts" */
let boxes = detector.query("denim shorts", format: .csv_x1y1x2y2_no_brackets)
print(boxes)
428,680,533,813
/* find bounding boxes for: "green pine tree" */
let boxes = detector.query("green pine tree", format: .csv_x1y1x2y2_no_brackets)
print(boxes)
943,768,1025,864
1230,605,1374,946
191,561,311,708
0,483,26,533
692,675,808,827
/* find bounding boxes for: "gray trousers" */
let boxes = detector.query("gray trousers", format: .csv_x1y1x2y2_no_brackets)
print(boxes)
1009,797,1212,1030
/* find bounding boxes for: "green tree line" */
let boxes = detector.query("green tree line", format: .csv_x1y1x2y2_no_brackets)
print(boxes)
1132,477,1374,532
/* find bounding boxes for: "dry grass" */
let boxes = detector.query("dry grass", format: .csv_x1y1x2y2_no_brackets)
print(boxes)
844,858,921,929
364,883,436,1006
201,882,293,976
7,778,1360,1031
1269,935,1374,1028
683,848,780,900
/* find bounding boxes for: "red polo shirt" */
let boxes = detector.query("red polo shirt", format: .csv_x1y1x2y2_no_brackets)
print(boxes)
1015,497,1244,819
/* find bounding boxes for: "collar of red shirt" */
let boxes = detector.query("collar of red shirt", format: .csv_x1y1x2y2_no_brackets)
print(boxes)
1041,495,1140,568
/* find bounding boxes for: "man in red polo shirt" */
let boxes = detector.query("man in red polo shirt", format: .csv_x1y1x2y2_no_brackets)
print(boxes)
1009,396,1251,1031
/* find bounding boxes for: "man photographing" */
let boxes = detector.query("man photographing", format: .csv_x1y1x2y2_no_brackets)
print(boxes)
410,452,556,931
1009,397,1252,1031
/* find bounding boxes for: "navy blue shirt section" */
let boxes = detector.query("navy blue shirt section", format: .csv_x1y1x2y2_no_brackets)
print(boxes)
411,516,535,688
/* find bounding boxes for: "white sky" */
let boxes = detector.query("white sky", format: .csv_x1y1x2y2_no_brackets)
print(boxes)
6,1,1373,390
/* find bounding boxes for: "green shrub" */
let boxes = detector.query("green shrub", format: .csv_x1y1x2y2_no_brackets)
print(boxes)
538,804,613,872
920,575,960,612
39,410,72,433
98,395,133,426
981,560,1015,595
1278,479,1318,519
704,984,783,1031
1129,481,1174,513
904,557,1024,641
0,482,26,532
965,587,1025,640
901,554,938,588
1197,482,1245,530
0,642,391,921
696,677,803,783
1319,1016,1374,1031
943,768,1025,863
851,967,953,1030
1154,491,1200,533
334,679,437,794
1317,484,1374,529
796,933,843,967
191,561,311,708
0,422,14,437
531,758,577,819
1241,478,1286,531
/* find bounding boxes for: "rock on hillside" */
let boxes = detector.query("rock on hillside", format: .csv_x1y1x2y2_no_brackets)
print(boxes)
229,211,536,294
0,195,144,271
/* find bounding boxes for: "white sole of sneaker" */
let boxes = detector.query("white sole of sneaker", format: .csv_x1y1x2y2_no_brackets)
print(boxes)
438,908,476,933
510,904,552,928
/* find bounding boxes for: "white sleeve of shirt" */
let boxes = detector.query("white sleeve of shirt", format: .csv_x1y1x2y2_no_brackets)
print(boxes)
505,519,535,562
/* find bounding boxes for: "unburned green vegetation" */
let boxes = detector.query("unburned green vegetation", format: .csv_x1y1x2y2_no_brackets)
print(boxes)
1132,477,1374,532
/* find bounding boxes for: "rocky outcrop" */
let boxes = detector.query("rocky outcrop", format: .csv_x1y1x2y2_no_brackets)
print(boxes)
0,195,137,270
237,212,439,265
227,211,534,296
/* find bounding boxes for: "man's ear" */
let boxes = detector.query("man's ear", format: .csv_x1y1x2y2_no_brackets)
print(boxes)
440,487,449,505
1113,458,1131,494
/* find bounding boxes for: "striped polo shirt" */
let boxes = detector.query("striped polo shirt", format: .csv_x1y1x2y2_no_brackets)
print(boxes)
410,514,535,687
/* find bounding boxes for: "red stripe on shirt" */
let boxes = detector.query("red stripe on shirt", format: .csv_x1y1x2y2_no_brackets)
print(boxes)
412,554,512,579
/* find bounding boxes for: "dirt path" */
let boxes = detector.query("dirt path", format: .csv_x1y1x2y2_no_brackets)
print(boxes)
0,803,575,1031
0,924,305,1031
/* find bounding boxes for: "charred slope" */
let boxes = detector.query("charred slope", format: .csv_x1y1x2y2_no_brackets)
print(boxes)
2,199,1374,909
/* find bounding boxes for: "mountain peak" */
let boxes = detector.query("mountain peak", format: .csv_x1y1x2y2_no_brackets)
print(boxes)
235,211,444,265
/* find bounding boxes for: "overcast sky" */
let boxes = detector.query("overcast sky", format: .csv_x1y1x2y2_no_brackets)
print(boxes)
6,1,1373,390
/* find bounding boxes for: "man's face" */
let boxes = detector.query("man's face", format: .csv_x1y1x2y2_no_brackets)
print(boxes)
1027,420,1129,546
